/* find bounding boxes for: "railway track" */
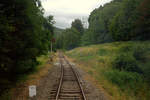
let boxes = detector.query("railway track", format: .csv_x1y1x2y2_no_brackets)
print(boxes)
50,53,87,100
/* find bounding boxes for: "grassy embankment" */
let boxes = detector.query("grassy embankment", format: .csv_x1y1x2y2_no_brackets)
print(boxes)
0,53,53,100
66,41,150,100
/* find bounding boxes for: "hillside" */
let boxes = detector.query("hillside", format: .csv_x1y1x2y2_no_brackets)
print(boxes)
66,41,150,100
54,27,64,37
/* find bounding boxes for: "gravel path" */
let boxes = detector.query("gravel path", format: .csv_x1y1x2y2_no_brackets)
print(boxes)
29,55,110,100
28,60,61,100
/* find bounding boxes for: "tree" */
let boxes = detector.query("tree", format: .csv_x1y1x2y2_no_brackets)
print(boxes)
81,1,121,45
109,0,141,41
54,19,84,50
0,0,54,94
63,28,80,49
134,0,150,40
71,19,84,34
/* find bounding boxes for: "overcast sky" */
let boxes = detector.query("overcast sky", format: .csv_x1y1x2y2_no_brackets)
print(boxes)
41,0,112,29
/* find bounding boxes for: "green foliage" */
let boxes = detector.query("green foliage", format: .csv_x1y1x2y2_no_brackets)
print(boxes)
142,63,150,83
81,30,92,45
54,27,64,37
98,49,108,56
134,0,150,40
57,0,150,48
109,0,150,41
80,0,150,43
55,28,81,50
63,28,81,49
81,1,122,45
55,19,84,49
0,0,54,95
109,12,130,41
133,46,149,61
104,70,143,90
67,41,150,99
0,90,11,100
112,53,142,73
71,19,84,34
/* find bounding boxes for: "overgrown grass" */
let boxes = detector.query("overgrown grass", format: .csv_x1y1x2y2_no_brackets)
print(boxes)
36,54,50,70
104,70,143,91
66,41,150,100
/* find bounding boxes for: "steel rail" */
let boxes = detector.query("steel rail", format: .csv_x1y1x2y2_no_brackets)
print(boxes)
55,55,64,100
64,57,87,100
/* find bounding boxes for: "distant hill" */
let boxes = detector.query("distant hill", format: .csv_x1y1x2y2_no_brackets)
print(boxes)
54,27,64,37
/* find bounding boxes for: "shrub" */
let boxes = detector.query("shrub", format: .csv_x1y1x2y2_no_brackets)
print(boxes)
16,59,38,74
104,70,143,90
141,62,150,82
119,45,133,52
0,90,11,100
133,46,149,61
112,53,142,73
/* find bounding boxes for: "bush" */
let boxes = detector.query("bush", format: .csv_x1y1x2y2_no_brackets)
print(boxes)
0,90,11,100
16,59,38,74
133,46,149,61
140,62,150,82
112,53,142,73
119,45,133,52
104,70,143,90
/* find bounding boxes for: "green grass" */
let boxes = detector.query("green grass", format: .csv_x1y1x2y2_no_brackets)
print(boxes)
66,41,150,100
104,70,143,91
36,54,50,70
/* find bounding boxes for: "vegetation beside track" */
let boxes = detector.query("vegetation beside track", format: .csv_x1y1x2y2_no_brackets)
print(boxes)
66,41,150,100
0,53,53,100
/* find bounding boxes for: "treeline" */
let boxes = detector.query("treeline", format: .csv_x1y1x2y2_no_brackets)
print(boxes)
0,0,54,94
55,19,84,50
55,0,150,49
83,0,150,45
82,0,150,45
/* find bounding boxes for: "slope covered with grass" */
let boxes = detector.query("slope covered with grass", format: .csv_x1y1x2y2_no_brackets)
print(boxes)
66,41,150,100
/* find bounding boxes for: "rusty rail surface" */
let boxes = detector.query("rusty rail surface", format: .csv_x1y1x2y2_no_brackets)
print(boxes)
64,57,87,100
50,53,86,100
55,55,64,100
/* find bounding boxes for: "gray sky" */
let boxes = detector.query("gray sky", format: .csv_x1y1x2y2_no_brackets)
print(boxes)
41,0,112,29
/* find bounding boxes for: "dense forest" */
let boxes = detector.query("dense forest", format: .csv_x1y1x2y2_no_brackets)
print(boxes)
0,0,54,95
55,0,150,48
